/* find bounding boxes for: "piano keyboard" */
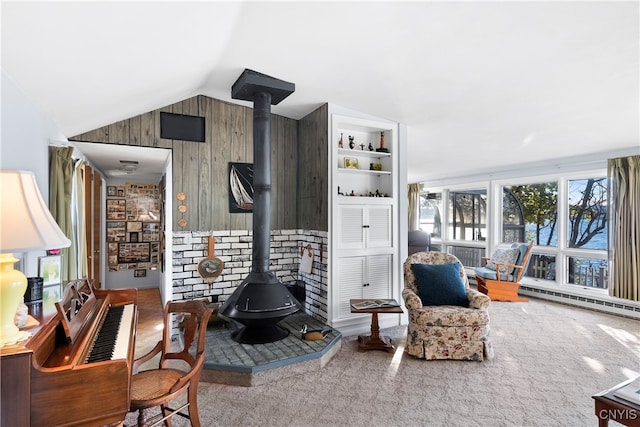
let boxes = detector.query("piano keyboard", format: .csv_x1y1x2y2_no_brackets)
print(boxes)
86,304,134,363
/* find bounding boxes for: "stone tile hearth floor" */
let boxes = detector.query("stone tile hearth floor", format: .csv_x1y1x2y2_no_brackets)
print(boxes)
201,312,342,387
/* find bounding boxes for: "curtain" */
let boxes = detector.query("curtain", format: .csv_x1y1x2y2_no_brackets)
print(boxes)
49,146,76,282
408,183,421,231
74,160,88,279
607,155,639,301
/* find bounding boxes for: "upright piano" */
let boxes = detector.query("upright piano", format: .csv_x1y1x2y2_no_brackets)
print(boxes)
0,278,137,427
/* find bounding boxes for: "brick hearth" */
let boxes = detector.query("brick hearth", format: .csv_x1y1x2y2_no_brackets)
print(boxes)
201,312,342,387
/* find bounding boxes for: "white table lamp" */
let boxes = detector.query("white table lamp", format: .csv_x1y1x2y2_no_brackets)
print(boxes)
0,170,71,346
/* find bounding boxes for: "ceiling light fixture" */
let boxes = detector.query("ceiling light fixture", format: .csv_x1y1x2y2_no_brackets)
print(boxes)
119,160,139,174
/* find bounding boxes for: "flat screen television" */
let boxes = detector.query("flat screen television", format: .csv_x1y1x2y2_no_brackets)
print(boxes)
160,112,205,142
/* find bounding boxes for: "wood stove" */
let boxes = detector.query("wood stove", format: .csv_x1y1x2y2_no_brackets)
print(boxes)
218,69,300,344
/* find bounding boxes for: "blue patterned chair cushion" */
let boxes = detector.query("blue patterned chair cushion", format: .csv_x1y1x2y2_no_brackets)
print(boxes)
475,266,513,281
486,246,519,274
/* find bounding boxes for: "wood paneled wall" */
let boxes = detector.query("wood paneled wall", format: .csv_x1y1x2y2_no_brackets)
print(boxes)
70,95,301,231
298,104,328,231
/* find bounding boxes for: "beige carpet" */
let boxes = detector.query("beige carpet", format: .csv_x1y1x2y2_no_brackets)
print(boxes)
126,298,639,427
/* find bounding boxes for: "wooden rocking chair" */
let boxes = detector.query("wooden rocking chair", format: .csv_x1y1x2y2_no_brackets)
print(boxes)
475,241,534,302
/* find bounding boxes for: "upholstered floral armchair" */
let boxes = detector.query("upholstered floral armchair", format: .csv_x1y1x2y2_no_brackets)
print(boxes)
402,252,494,361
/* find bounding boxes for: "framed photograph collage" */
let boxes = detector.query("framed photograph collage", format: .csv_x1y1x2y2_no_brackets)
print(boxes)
106,183,161,273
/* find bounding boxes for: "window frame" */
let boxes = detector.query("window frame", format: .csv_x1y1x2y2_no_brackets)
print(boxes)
421,181,489,274
421,168,609,294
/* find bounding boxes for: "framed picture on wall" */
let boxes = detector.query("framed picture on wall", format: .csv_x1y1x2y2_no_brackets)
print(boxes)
127,221,142,232
38,255,62,286
107,186,117,197
106,221,126,242
118,243,150,263
134,269,146,278
142,222,159,242
229,162,254,213
106,199,126,220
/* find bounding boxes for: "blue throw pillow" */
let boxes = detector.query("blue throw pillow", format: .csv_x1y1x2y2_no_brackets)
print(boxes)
411,263,468,307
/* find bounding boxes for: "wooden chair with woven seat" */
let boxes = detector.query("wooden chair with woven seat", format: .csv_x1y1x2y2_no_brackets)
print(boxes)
129,300,213,427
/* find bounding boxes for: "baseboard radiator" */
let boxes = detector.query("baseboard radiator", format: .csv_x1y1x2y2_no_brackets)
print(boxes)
469,278,640,320
519,285,640,320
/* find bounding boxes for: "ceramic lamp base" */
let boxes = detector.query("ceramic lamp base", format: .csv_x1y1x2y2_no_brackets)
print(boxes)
0,253,28,346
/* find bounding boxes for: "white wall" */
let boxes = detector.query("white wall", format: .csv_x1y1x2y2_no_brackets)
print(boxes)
1,70,68,277
161,155,172,305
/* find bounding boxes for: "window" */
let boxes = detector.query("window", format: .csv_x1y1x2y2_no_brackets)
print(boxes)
499,176,607,288
568,256,607,288
419,189,487,268
504,182,558,246
419,192,442,238
448,190,486,241
567,178,607,250
419,189,488,242
502,187,526,243
421,169,610,291
566,178,608,288
528,254,556,281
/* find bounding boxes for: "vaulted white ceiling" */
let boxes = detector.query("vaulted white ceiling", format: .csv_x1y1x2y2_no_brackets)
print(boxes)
2,1,638,182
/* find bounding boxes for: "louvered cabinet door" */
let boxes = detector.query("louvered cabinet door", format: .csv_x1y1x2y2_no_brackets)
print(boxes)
365,254,392,299
366,205,392,248
337,204,392,250
336,256,366,318
337,205,365,249
336,254,392,319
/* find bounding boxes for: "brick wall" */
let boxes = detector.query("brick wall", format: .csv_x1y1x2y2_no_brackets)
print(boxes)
172,229,329,322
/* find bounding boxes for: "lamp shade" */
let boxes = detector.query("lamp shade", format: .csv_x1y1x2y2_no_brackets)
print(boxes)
0,170,71,252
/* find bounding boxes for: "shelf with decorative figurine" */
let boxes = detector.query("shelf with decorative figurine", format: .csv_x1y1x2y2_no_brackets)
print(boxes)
337,132,392,177
337,148,391,159
337,168,391,176
336,186,392,203
334,121,394,202
337,148,391,177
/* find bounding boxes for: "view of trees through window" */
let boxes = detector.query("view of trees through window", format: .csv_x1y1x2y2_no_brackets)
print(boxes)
506,183,558,246
566,178,608,287
419,175,609,289
503,182,558,282
567,178,607,250
504,178,608,288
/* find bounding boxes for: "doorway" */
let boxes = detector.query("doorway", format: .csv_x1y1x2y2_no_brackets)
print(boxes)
72,142,173,304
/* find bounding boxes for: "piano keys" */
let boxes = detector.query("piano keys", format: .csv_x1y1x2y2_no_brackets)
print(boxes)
87,304,134,363
0,278,138,427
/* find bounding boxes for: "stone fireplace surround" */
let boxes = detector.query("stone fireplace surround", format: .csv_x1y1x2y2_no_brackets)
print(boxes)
172,229,328,322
